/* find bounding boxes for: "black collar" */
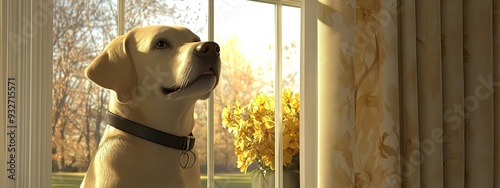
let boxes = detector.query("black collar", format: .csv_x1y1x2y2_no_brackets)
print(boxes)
106,111,195,151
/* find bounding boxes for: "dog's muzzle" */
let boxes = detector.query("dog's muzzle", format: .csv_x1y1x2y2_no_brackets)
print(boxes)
161,41,221,96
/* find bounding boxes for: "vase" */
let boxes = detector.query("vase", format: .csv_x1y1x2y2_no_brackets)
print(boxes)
251,170,299,188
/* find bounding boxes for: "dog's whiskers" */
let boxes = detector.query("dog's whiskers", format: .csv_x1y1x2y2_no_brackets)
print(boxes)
178,66,192,91
184,66,193,89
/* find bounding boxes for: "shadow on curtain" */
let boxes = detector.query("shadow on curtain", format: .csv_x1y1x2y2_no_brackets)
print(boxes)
317,0,500,187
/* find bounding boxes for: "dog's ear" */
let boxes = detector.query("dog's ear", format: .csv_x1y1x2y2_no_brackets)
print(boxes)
85,34,137,103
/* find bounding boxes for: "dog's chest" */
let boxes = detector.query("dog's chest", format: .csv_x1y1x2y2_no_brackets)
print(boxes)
92,132,202,187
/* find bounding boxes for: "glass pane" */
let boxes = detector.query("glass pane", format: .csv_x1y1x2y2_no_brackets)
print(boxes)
281,5,301,187
215,0,277,187
282,6,301,92
125,0,207,37
52,0,207,187
52,1,118,186
215,3,302,188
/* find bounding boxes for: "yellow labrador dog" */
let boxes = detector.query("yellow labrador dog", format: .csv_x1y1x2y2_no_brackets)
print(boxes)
80,25,220,188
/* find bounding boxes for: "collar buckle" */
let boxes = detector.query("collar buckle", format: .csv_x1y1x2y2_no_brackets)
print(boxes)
182,135,196,152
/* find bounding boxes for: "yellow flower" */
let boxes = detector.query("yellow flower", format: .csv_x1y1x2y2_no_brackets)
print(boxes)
222,89,301,173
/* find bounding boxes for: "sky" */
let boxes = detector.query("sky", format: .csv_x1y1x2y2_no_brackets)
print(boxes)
212,0,301,92
214,0,300,58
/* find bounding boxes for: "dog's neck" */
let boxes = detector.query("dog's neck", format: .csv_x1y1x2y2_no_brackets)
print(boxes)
108,97,197,137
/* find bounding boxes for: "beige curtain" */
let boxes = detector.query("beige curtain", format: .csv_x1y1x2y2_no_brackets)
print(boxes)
317,0,500,187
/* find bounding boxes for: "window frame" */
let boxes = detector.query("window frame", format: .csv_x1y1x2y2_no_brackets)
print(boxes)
0,0,318,187
299,1,318,187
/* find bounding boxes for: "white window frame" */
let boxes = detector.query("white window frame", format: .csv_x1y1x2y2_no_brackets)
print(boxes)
299,1,318,188
0,0,318,187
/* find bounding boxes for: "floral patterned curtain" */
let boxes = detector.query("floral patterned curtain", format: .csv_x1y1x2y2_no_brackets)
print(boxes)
316,0,500,187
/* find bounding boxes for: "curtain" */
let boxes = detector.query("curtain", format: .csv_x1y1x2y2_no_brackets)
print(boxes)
317,0,500,187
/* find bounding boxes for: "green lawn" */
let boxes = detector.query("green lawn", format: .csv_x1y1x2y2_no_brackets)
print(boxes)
52,173,252,188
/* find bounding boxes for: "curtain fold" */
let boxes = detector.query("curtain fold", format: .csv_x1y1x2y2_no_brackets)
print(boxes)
353,0,400,187
399,0,420,187
463,0,495,187
415,1,444,186
317,0,499,187
441,1,465,188
494,1,500,187
317,0,355,187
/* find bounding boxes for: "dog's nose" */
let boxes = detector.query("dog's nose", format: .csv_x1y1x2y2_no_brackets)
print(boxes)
195,42,220,58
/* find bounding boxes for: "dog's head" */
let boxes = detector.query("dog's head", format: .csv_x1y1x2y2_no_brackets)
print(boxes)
85,25,221,103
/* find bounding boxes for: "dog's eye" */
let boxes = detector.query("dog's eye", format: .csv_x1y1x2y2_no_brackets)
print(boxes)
155,40,170,49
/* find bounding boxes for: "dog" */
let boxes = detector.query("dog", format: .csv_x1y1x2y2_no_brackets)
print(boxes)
80,25,220,188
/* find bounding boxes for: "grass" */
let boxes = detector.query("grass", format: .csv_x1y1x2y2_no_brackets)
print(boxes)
52,173,86,188
52,172,253,188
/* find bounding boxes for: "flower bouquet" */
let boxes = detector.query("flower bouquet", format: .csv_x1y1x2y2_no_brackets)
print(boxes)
222,88,300,177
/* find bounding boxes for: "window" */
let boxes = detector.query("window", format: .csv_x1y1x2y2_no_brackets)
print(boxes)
2,0,317,187
51,0,209,177
212,1,301,187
